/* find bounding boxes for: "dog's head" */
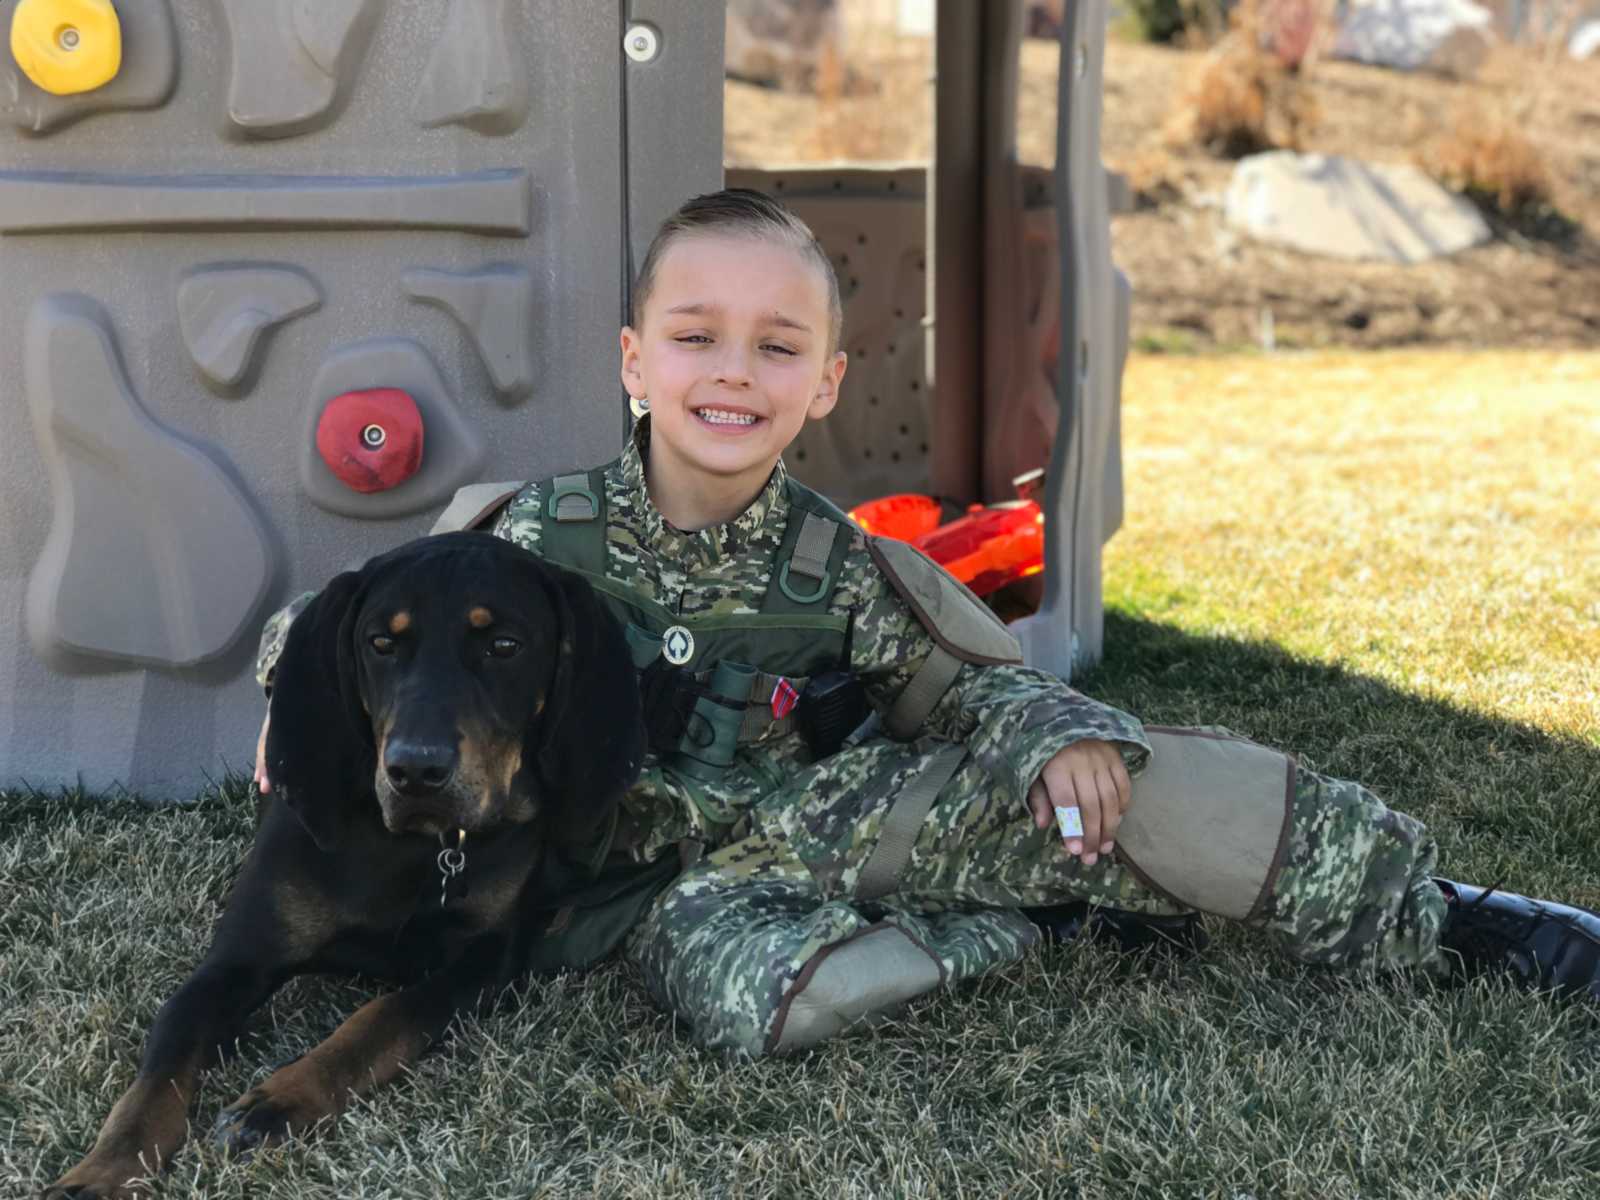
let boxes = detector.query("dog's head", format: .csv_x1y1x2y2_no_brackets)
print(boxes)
264,532,645,854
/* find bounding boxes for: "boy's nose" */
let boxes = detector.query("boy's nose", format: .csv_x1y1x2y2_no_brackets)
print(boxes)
713,349,753,387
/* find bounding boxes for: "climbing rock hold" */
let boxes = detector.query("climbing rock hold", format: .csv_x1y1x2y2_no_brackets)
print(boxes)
403,264,535,400
23,293,274,667
301,339,485,519
3,0,181,135
315,388,425,494
9,0,121,96
177,265,322,393
218,0,382,137
416,0,530,135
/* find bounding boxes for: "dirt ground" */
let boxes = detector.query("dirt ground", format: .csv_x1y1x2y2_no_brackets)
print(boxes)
726,28,1600,351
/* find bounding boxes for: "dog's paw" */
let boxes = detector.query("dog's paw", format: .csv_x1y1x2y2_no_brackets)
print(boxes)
210,1087,321,1155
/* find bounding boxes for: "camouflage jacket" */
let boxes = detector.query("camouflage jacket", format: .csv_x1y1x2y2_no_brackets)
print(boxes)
256,420,1151,866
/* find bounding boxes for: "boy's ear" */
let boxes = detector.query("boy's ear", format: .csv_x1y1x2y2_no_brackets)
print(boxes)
619,325,646,400
807,350,847,420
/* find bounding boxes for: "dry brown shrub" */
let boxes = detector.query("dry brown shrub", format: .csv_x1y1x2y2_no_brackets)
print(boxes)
798,11,926,162
1421,105,1555,216
1121,145,1194,208
1164,0,1320,157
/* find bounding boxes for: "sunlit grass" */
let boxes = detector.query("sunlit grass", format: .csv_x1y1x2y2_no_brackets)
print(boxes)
1107,349,1600,744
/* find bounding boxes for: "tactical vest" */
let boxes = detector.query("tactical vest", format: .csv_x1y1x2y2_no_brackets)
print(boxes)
534,468,859,781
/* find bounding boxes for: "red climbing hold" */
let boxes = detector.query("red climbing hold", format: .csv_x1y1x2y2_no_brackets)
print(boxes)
315,388,424,493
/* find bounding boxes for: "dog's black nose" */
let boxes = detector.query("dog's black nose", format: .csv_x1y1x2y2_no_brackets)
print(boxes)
383,740,458,796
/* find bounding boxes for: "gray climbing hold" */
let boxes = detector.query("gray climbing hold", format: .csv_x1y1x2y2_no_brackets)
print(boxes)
217,0,383,138
0,168,533,234
1,0,178,135
178,265,322,393
416,0,531,135
301,338,486,518
23,294,275,667
403,265,535,401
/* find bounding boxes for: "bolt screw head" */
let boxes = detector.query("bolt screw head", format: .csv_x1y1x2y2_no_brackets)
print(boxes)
624,23,660,64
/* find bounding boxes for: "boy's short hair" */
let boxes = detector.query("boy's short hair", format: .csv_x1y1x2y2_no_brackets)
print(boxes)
633,188,844,354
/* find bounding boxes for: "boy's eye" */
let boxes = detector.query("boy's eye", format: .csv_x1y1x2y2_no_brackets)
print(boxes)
674,334,712,345
762,343,798,356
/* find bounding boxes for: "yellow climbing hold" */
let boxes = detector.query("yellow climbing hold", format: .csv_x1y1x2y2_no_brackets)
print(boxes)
9,0,122,96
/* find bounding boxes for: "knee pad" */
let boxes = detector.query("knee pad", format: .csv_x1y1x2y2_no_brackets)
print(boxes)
1116,727,1296,922
770,925,942,1054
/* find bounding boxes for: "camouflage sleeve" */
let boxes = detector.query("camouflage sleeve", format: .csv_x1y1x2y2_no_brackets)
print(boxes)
490,479,544,554
253,591,318,695
842,547,1149,810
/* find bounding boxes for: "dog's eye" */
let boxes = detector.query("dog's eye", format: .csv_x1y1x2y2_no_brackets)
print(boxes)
488,636,521,659
369,635,397,655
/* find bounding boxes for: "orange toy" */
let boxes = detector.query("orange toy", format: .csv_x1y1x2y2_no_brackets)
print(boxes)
850,470,1045,597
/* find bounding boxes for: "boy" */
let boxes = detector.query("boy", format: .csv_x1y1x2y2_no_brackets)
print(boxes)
257,189,1600,1057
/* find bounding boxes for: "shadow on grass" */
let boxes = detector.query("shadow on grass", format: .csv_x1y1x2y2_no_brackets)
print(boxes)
1077,611,1600,906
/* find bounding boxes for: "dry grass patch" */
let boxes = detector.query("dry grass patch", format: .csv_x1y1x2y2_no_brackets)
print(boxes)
1108,349,1600,742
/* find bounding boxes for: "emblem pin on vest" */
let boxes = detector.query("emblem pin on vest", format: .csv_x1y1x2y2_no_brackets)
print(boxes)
662,625,694,666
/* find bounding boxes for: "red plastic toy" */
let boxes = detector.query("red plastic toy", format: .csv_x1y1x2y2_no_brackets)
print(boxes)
850,470,1045,597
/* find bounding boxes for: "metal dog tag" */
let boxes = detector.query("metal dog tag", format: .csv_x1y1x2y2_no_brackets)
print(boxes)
437,829,467,908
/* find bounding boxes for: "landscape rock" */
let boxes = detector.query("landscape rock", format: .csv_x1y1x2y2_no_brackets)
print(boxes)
1572,20,1600,59
1224,151,1491,264
1332,0,1495,76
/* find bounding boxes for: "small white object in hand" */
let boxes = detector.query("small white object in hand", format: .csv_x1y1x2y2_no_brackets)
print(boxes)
1053,805,1084,840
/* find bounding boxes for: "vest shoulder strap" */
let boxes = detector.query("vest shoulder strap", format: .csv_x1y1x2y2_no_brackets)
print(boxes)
429,481,527,536
537,469,608,577
761,478,855,616
868,536,1025,738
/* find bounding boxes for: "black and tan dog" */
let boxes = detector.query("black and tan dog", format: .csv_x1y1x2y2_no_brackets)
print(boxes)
45,533,646,1199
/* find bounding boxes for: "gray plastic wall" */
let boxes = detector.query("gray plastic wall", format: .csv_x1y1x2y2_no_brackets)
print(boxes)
1,0,723,795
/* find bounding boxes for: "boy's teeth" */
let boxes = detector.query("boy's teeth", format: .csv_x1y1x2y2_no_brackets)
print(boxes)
697,409,757,426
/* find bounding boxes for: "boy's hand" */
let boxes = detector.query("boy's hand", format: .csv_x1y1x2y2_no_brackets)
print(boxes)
253,711,272,795
1027,739,1131,867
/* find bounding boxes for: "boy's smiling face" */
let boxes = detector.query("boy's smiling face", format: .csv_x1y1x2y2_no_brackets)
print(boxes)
620,233,847,530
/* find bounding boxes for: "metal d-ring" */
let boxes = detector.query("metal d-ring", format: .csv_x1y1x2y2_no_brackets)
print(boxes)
778,561,830,604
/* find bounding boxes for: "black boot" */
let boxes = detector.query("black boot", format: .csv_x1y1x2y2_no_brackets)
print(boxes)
1436,879,1600,1002
1023,902,1208,956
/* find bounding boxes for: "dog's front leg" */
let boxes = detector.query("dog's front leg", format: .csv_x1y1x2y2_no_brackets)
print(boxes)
44,959,285,1200
211,937,507,1153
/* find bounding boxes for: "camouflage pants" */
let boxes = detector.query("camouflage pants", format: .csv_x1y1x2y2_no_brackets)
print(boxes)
627,731,1448,1057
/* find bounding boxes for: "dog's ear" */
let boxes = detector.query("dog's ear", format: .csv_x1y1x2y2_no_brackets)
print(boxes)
533,564,646,843
264,569,373,852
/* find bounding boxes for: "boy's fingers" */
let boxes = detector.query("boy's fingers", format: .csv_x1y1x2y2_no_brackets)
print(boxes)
1110,755,1132,813
1075,770,1103,863
1095,768,1122,850
254,713,272,794
1027,779,1051,830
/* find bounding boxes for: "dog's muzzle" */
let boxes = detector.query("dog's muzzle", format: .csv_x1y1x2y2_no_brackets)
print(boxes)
381,738,463,834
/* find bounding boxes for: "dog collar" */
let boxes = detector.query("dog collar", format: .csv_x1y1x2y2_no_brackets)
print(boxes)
436,828,467,908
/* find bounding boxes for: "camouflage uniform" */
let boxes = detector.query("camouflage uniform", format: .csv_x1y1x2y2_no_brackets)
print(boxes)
257,420,1449,1057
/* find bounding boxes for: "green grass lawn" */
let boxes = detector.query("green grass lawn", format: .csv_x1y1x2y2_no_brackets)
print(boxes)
6,349,1599,1198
